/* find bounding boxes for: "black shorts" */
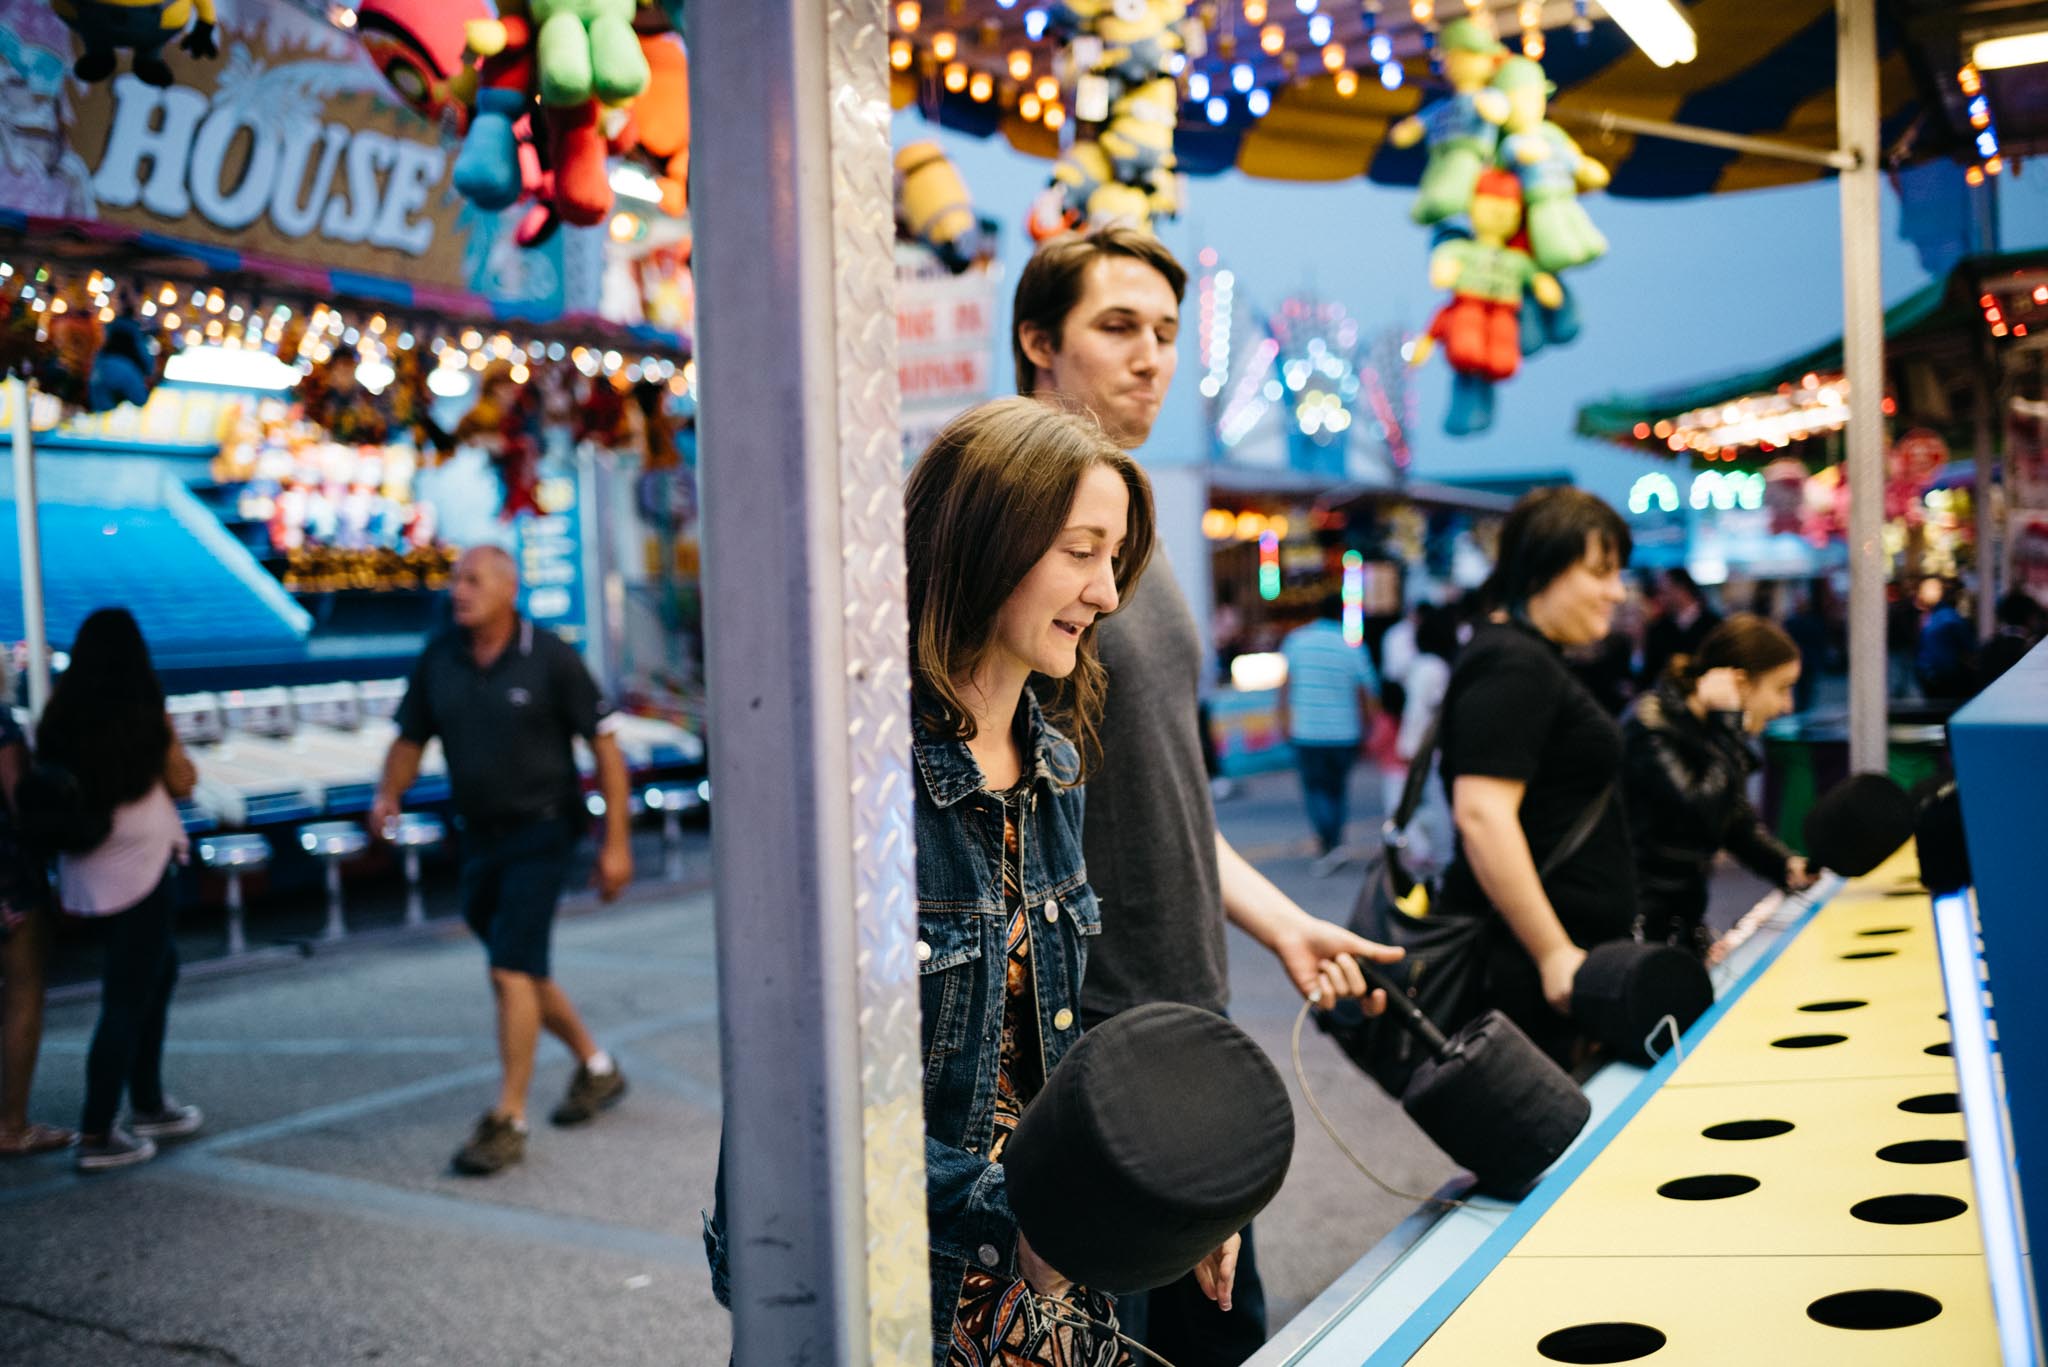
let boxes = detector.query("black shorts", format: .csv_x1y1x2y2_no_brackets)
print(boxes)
458,816,574,978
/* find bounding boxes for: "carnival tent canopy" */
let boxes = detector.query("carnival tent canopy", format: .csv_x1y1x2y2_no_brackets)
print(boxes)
1575,247,2048,452
900,0,2047,198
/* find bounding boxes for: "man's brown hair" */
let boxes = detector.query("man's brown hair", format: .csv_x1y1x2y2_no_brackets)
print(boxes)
905,396,1156,776
1011,226,1188,397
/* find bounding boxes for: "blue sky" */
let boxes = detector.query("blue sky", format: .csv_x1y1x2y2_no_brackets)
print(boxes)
908,117,2048,508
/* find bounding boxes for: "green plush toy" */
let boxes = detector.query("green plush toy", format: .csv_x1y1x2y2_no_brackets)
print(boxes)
534,0,649,108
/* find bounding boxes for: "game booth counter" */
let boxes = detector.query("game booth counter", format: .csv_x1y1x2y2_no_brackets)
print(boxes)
0,0,713,958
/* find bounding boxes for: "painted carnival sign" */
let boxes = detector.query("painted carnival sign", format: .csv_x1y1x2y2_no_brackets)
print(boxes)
0,0,591,311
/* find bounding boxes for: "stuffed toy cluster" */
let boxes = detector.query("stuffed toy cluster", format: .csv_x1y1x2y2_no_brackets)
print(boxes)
1030,0,1190,239
1397,20,1607,435
362,0,688,247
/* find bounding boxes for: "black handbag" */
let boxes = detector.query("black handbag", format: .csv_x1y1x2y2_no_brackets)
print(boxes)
1316,715,1613,1096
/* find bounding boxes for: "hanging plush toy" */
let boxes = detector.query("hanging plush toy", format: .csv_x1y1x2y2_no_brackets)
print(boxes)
894,141,982,273
1413,168,1561,436
1387,18,1507,226
1494,56,1609,273
1099,76,1179,184
54,0,218,87
619,29,689,218
531,0,648,108
355,0,491,122
1096,0,1188,87
453,360,544,520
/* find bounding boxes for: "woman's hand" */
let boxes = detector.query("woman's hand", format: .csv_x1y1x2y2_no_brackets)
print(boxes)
1783,855,1816,891
1192,1233,1241,1313
1016,1231,1072,1300
1695,667,1745,715
1539,943,1588,1017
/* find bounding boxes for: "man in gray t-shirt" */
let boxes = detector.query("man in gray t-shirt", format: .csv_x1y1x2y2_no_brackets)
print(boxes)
1014,227,1398,1365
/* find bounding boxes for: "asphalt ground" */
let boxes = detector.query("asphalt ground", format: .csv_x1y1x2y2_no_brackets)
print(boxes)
0,765,1772,1366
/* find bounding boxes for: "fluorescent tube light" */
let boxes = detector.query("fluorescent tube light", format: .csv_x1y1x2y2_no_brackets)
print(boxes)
1972,31,2048,70
1600,0,1697,67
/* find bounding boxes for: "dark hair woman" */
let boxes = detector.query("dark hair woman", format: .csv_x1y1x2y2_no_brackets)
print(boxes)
35,609,201,1171
1622,614,1814,960
1437,488,1637,1064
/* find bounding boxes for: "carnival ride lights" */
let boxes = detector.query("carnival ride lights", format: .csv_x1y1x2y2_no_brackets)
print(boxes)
1341,549,1365,646
1258,529,1282,601
1689,469,1765,512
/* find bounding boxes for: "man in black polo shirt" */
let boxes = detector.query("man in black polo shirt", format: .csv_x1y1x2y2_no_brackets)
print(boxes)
372,545,634,1175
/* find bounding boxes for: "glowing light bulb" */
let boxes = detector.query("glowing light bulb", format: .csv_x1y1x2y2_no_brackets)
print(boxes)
896,1,920,30
890,37,913,68
1260,23,1285,54
931,29,956,60
1009,48,1031,79
1335,67,1358,95
1322,42,1344,71
943,60,968,92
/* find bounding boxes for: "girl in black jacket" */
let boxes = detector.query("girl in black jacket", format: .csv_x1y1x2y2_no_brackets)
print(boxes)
1621,614,1815,960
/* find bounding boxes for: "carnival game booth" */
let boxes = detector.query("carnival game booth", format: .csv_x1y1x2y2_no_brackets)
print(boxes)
0,0,708,954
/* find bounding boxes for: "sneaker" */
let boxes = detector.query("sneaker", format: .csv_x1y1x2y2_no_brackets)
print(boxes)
129,1099,204,1141
453,1112,526,1176
551,1063,628,1127
1310,847,1351,879
76,1127,157,1173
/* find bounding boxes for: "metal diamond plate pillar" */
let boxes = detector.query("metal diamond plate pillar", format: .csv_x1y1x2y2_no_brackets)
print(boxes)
1838,0,1887,775
691,1,931,1363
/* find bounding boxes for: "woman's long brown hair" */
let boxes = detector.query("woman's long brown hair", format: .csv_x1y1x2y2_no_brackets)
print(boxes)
905,396,1156,778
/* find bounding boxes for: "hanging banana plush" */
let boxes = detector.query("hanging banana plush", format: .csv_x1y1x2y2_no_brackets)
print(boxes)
53,0,219,88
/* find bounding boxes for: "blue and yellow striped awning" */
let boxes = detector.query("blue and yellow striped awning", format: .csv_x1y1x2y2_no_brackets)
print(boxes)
898,0,1929,200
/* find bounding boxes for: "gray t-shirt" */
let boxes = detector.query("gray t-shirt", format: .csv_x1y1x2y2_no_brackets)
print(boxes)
1079,551,1229,1025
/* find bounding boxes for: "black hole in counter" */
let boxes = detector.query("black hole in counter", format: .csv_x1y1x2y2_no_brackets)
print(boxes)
1899,1092,1960,1114
1772,1033,1848,1049
1841,949,1898,960
1852,1194,1969,1225
1703,1119,1795,1141
1657,1174,1760,1201
1800,999,1868,1013
1925,1041,1953,1058
1858,926,1911,937
1878,1139,1967,1165
1536,1322,1669,1363
1938,1011,1948,1021
1806,1289,1942,1331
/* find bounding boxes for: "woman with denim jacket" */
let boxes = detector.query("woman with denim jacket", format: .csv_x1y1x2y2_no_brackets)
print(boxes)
902,397,1176,1364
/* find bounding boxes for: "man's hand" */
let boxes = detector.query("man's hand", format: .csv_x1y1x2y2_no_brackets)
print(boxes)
1017,1231,1072,1300
1540,942,1588,1016
595,836,633,902
1192,1233,1241,1313
369,791,402,841
1274,914,1402,1016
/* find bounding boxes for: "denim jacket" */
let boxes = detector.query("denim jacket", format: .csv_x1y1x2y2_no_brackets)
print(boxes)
703,689,1100,1365
912,688,1098,1358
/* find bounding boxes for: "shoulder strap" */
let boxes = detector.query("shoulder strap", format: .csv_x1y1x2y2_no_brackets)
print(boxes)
1388,713,1442,837
1538,782,1614,879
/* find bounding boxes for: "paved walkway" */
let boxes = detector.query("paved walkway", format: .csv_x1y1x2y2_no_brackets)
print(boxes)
0,765,1772,1365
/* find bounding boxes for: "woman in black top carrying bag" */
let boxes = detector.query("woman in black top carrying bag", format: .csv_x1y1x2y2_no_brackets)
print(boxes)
1438,489,1639,1066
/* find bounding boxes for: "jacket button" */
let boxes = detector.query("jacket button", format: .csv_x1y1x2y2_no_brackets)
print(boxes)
914,940,931,963
1053,1008,1074,1031
978,1244,1001,1268
1043,899,1059,923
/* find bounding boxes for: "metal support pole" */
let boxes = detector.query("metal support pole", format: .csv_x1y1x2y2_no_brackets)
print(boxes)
403,848,426,928
693,1,930,1363
1975,372,1998,641
10,377,49,719
321,858,347,942
224,872,247,958
1560,106,1857,171
1837,0,1887,775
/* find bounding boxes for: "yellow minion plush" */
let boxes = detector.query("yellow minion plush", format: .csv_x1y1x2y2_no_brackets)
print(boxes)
894,141,980,273
54,0,219,87
1096,0,1187,87
1098,76,1179,183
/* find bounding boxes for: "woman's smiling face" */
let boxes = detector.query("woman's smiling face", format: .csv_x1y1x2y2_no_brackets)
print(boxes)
991,463,1130,682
